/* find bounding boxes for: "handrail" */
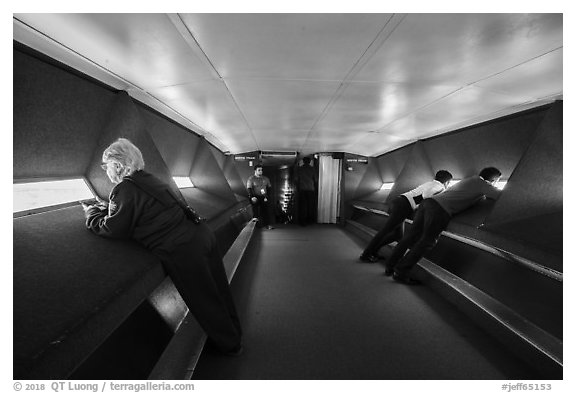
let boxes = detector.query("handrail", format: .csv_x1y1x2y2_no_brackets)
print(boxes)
345,218,563,377
350,204,562,282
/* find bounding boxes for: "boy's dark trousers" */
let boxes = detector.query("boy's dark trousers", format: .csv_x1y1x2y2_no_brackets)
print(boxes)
385,198,451,275
363,195,412,256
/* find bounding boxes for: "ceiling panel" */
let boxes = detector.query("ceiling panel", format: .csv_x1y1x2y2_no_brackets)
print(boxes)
149,80,255,151
353,14,563,85
381,86,536,141
351,134,417,158
13,19,132,92
226,79,341,130
179,13,392,80
14,13,215,88
314,81,459,132
251,129,310,151
13,13,563,158
473,49,563,100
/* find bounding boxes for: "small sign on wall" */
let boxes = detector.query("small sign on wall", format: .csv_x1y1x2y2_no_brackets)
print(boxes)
234,155,257,161
346,158,368,164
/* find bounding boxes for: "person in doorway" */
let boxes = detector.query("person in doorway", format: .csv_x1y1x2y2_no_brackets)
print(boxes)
276,200,289,224
385,167,502,285
247,164,274,229
359,170,453,263
82,138,243,355
295,156,318,226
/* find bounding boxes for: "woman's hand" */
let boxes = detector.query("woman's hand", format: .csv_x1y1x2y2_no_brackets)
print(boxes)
81,201,107,212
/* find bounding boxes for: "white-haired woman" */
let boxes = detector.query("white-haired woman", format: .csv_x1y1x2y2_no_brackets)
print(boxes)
82,138,243,355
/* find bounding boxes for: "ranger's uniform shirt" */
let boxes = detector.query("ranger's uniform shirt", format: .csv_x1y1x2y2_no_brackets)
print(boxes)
246,175,271,198
401,180,446,210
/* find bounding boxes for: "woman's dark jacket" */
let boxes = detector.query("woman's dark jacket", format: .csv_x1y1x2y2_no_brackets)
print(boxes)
85,170,196,255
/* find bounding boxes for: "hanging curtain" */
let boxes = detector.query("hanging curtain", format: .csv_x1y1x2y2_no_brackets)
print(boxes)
317,154,342,223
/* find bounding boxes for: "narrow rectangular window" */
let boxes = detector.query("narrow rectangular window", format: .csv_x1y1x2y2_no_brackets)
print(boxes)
173,176,195,189
380,182,394,190
494,180,507,190
14,178,95,213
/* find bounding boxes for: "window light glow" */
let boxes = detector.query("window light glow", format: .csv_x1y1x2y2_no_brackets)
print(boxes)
14,178,94,213
380,182,394,190
448,179,461,188
494,180,507,190
173,177,195,188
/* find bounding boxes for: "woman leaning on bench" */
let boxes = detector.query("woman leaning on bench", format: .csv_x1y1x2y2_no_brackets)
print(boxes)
81,138,243,356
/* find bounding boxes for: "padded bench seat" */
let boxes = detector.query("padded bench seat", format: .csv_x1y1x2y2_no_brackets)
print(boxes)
14,205,165,379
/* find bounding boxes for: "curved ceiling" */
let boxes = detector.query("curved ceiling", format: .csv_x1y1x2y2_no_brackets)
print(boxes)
13,13,563,157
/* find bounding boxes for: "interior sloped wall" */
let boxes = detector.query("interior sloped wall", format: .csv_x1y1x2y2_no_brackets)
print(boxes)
481,101,562,265
14,44,255,379
209,144,227,171
13,46,115,179
14,43,247,220
189,137,236,201
86,92,179,200
351,158,383,201
223,155,249,199
350,103,561,268
377,143,415,183
140,105,251,216
343,153,372,203
185,137,238,212
424,108,545,181
208,145,249,200
385,142,436,203
420,104,557,267
352,144,417,210
141,108,201,177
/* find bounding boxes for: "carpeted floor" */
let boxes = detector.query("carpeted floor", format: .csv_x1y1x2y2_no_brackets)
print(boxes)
192,224,540,380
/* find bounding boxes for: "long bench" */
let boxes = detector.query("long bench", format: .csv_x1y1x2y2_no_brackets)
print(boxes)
13,204,256,380
345,205,562,379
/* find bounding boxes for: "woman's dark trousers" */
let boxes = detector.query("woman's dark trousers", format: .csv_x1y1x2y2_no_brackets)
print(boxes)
162,223,242,352
385,199,451,276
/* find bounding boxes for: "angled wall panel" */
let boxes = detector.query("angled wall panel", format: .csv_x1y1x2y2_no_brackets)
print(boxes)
386,142,435,203
189,138,236,203
209,144,227,171
482,101,562,260
424,107,547,180
86,92,177,200
343,154,372,202
141,108,201,177
376,143,414,183
13,47,115,179
352,159,382,198
223,156,249,198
